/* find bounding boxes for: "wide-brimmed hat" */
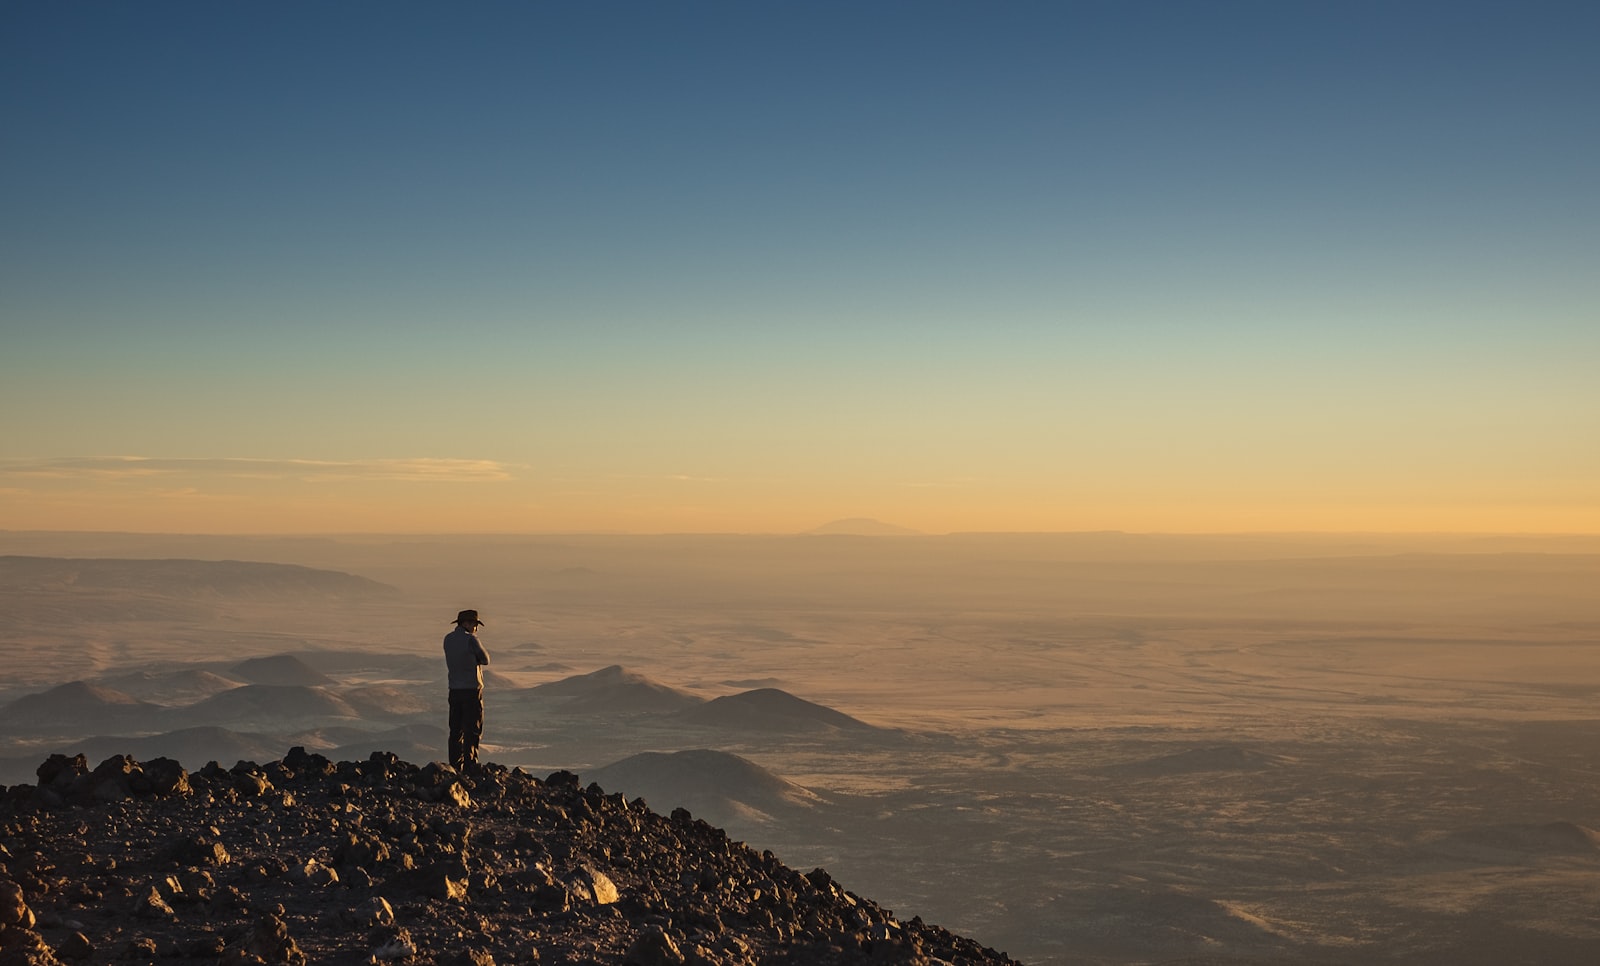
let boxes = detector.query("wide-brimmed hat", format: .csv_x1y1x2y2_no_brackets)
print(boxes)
453,609,484,626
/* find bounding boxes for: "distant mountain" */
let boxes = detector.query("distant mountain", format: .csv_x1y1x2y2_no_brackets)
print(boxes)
0,556,400,600
585,748,822,826
675,688,878,734
0,681,161,731
526,665,704,715
48,725,287,773
230,654,335,687
94,668,244,705
170,684,360,729
806,518,921,536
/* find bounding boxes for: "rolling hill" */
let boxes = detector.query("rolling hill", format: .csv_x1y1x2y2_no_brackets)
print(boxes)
0,681,161,731
525,665,705,714
675,687,879,734
585,748,824,826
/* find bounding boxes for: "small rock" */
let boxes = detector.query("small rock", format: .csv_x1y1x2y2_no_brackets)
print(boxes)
295,859,338,887
169,835,230,868
340,896,395,929
343,866,374,890
243,913,305,965
624,926,685,966
439,873,469,902
56,931,94,961
233,772,272,797
369,926,417,962
568,866,620,905
130,887,173,920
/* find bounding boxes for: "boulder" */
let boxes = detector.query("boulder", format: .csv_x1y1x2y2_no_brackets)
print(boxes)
0,878,28,927
33,756,86,790
141,758,189,796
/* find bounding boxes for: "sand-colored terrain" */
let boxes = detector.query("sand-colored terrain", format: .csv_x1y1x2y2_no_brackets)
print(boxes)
2,531,1598,965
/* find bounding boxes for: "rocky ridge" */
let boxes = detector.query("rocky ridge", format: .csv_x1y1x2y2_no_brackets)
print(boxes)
0,750,1019,965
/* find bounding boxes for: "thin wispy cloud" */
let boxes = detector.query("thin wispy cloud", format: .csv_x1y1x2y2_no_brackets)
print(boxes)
0,457,515,484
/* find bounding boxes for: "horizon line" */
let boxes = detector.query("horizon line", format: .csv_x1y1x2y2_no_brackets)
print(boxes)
5,527,1600,539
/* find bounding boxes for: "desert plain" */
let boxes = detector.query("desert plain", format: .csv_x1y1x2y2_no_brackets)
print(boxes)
2,528,1598,965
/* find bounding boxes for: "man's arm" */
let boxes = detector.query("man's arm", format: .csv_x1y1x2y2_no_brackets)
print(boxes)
474,641,490,666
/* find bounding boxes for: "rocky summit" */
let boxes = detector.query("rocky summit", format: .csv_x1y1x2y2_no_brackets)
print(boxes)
0,750,1019,965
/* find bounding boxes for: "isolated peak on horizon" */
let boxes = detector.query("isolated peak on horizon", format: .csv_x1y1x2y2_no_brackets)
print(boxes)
805,518,922,536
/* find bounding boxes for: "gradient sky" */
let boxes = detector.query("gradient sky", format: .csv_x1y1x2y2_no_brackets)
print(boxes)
3,1,1596,534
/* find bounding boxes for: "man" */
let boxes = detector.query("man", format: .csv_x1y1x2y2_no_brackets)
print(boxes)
443,609,491,773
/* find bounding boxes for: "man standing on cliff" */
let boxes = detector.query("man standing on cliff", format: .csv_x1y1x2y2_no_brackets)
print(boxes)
444,609,491,773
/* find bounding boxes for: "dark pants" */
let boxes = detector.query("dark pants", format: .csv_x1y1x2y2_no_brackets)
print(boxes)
448,687,484,770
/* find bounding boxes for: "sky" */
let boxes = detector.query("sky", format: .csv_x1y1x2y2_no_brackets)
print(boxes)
2,0,1597,535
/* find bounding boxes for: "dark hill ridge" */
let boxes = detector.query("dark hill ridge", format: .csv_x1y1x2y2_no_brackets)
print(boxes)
228,655,334,687
0,750,1019,966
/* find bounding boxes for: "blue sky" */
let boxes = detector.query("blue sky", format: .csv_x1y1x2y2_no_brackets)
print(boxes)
3,1,1596,533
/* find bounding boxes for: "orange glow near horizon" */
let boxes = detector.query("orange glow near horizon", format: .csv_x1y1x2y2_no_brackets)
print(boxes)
4,469,1597,536
5,8,1598,542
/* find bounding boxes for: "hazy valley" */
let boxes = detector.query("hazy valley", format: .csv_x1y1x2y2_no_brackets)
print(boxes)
3,530,1599,965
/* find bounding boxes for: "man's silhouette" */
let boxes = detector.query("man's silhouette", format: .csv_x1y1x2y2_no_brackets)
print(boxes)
443,609,490,772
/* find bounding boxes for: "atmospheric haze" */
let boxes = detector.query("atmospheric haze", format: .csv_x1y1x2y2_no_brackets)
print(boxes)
3,529,1599,965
